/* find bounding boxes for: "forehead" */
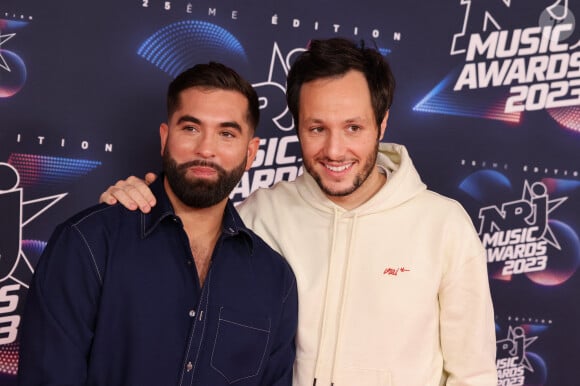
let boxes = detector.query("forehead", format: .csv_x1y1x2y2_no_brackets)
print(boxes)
298,71,373,119
174,87,249,120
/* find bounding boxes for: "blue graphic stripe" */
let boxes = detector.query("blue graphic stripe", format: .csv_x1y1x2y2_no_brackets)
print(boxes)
8,153,101,187
413,69,521,123
138,21,247,77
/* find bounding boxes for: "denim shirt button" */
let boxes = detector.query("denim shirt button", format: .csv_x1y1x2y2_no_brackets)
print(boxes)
189,309,196,318
186,361,193,372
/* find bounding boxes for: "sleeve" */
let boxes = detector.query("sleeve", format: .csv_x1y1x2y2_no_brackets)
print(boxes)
18,222,103,385
260,265,298,386
438,206,498,386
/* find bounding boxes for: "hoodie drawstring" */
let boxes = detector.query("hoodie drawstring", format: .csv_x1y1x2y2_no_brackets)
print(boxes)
313,210,359,385
313,207,340,385
330,213,358,385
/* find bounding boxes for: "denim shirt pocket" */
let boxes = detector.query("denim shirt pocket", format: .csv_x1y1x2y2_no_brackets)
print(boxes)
210,306,271,384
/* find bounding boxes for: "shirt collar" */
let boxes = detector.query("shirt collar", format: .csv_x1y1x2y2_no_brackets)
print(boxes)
141,174,255,253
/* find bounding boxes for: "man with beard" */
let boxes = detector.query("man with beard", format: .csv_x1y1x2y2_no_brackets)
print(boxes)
101,38,497,385
18,62,298,386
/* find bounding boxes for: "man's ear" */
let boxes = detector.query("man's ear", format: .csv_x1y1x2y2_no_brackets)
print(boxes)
159,123,169,156
245,137,260,171
379,110,389,140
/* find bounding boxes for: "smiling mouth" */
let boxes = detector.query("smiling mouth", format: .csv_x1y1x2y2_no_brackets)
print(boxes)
323,163,353,172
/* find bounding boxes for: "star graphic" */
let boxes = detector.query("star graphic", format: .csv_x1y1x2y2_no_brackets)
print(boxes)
8,193,68,288
0,33,17,72
521,180,567,249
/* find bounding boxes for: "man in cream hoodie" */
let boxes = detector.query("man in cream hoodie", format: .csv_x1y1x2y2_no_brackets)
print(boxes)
101,38,497,385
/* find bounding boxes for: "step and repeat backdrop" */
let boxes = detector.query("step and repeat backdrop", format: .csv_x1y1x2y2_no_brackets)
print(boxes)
1,0,579,384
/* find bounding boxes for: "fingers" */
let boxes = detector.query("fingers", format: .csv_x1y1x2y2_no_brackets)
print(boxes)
132,174,157,209
99,189,118,205
144,172,158,185
99,175,157,213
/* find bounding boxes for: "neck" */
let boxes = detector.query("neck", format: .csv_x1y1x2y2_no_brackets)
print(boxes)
164,178,226,286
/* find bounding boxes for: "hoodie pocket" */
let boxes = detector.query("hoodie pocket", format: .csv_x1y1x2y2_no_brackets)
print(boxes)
210,307,271,384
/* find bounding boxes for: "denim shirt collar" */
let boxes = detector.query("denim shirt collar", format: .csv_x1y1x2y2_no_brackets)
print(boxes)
141,174,255,254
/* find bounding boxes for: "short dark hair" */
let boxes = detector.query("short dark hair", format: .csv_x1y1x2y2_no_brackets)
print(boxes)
286,38,396,128
167,62,260,132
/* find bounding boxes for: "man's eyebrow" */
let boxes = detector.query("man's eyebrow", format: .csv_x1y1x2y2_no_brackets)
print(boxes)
176,115,201,125
219,121,242,133
176,115,242,132
303,116,365,124
176,115,243,133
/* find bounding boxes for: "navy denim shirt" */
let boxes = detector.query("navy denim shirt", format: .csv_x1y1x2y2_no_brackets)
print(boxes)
19,178,298,385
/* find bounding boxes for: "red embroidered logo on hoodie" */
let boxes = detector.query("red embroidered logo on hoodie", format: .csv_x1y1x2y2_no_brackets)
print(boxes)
383,267,411,276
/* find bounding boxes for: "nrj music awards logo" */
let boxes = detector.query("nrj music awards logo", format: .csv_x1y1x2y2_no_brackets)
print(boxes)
414,0,580,132
473,177,580,284
496,324,547,386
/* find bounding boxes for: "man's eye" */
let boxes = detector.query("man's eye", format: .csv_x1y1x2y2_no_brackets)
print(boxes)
183,126,198,132
310,127,324,133
348,125,361,132
221,131,236,138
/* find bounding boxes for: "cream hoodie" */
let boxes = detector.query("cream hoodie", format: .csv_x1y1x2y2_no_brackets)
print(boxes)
238,143,497,386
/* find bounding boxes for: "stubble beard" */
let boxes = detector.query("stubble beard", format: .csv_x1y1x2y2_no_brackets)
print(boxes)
304,141,379,197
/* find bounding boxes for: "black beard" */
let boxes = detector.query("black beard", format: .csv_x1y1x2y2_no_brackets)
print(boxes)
162,148,246,208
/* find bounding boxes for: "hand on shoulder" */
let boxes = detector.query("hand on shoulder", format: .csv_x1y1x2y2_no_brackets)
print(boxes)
99,173,158,213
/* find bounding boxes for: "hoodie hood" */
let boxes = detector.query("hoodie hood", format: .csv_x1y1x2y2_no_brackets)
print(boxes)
297,142,427,215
